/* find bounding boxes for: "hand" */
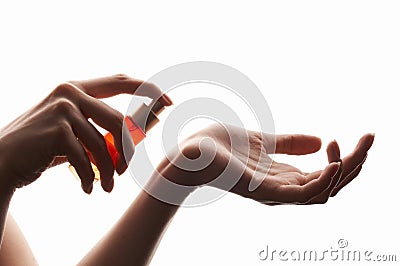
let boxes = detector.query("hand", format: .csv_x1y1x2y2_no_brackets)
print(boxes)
0,75,171,194
159,124,374,205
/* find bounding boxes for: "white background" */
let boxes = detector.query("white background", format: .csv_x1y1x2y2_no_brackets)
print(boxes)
0,1,399,265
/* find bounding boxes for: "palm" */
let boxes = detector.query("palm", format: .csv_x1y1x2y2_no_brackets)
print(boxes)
182,124,374,205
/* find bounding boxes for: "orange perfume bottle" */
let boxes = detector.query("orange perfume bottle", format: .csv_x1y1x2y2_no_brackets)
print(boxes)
69,98,170,181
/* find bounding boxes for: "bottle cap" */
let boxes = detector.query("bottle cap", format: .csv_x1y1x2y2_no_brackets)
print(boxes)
129,98,166,132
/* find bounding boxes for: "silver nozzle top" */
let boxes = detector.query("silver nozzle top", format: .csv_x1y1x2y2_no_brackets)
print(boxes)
150,99,165,116
129,98,166,133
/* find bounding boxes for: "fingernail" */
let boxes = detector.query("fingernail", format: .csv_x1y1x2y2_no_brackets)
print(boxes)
160,94,173,106
369,133,375,145
362,133,375,150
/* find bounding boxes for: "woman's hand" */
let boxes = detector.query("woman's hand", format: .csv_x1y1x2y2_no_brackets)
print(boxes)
0,75,171,194
159,123,374,205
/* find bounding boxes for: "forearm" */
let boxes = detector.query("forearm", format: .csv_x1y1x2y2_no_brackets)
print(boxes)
78,171,192,266
0,214,39,266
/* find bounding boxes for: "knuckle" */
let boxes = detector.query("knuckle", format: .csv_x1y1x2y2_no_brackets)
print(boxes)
52,98,76,115
51,83,79,99
113,73,130,81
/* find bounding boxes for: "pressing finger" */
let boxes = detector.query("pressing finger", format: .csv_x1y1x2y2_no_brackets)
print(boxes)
69,74,173,106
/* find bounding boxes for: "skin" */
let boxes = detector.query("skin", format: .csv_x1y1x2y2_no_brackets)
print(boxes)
0,75,374,265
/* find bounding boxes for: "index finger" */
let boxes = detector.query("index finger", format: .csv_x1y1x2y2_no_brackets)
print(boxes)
69,74,173,106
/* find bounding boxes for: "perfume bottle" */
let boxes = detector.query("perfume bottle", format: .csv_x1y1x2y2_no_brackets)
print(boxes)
69,98,169,181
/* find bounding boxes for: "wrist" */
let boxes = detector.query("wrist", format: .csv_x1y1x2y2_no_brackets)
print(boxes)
0,174,15,198
143,165,197,206
0,141,15,195
0,149,14,247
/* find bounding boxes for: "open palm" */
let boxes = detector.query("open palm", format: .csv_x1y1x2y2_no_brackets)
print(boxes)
168,124,374,205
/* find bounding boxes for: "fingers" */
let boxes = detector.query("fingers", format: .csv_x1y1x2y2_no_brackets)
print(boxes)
327,140,341,163
277,162,340,204
311,133,374,198
105,124,135,176
49,83,136,193
329,133,374,196
304,139,342,184
274,134,322,155
63,75,173,177
54,83,134,175
341,133,374,177
68,74,173,106
64,75,170,175
261,134,373,205
77,95,130,174
36,75,172,195
68,109,115,192
307,162,343,204
306,140,342,202
58,122,94,194
330,161,363,197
